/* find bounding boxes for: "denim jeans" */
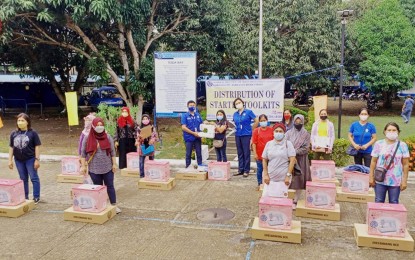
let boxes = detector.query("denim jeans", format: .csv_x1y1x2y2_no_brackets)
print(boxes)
353,153,372,167
15,157,40,199
185,139,202,167
256,160,263,185
139,155,154,178
401,109,412,122
374,183,401,204
235,135,251,173
215,139,227,162
89,171,116,204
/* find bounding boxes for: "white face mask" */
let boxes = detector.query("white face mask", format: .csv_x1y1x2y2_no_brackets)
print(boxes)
359,115,368,121
94,126,105,134
386,132,398,141
236,103,243,110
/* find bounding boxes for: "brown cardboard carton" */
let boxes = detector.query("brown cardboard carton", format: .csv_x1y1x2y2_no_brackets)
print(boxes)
354,223,414,252
0,200,35,218
251,217,301,244
175,171,207,181
138,178,176,191
295,200,341,221
64,205,116,224
121,168,140,177
336,187,375,203
57,174,84,184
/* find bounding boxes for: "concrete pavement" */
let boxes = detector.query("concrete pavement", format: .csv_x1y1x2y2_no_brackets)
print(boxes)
0,159,415,259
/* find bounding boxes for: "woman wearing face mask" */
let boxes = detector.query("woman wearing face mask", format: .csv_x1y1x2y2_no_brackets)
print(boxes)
8,113,42,204
213,110,229,162
311,109,335,160
252,114,274,189
80,118,121,213
286,114,311,206
114,107,137,169
78,113,96,156
232,98,258,177
369,122,409,204
281,109,294,131
348,108,377,167
136,114,158,177
262,123,296,191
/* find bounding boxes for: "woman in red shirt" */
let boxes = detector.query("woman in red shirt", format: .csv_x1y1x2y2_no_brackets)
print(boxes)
252,114,274,190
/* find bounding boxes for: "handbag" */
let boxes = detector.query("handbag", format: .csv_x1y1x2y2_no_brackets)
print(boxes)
374,141,400,182
141,144,155,156
213,139,224,148
293,162,302,176
347,124,368,156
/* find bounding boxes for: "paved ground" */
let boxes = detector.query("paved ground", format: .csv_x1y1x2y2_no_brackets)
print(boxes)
1,160,415,260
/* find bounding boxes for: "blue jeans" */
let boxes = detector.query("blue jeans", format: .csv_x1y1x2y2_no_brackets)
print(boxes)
374,183,401,204
139,155,154,178
256,160,263,185
185,139,202,167
235,135,251,173
401,109,412,122
15,157,40,199
215,139,227,162
89,171,116,204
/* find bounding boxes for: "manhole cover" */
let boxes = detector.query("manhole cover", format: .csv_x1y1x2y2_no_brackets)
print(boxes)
196,208,235,224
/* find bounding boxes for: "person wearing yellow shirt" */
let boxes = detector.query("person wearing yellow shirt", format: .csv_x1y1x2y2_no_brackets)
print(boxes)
311,109,335,160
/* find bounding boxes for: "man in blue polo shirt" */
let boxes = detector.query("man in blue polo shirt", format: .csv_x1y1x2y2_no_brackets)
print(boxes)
181,100,203,168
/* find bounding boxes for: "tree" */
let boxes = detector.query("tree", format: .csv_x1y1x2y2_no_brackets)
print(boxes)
352,0,415,108
0,0,233,115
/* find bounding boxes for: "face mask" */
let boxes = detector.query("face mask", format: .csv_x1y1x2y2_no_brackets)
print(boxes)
17,122,28,129
122,112,128,118
259,121,268,127
284,114,291,120
274,132,284,141
217,116,223,121
320,116,327,121
94,126,105,134
386,132,398,141
142,119,150,125
189,107,196,112
236,103,243,110
359,115,368,121
294,123,303,130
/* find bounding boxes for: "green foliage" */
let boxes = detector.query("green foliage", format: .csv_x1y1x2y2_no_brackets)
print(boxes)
305,106,315,132
96,103,138,136
402,135,415,153
285,106,308,120
352,0,415,106
331,138,352,167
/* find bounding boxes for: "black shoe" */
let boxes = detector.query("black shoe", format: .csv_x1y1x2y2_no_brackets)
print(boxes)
34,198,40,204
233,172,243,176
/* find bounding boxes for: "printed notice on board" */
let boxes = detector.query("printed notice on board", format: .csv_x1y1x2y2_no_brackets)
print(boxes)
154,52,197,117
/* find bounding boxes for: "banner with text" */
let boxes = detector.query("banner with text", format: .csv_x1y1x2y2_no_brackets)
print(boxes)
154,51,197,118
206,79,285,122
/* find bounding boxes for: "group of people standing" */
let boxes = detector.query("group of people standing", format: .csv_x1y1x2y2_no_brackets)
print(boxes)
182,98,410,207
5,99,410,214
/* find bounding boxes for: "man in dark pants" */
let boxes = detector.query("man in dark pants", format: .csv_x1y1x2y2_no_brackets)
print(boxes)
181,100,203,168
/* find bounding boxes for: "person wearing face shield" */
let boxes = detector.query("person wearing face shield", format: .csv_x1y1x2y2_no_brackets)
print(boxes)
80,118,121,214
136,114,158,177
181,100,204,168
8,113,42,204
348,108,377,167
114,107,137,169
369,122,409,204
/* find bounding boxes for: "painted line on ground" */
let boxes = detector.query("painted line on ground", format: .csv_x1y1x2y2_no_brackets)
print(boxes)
245,240,256,260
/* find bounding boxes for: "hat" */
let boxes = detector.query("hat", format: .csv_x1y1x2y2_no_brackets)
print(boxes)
273,122,286,132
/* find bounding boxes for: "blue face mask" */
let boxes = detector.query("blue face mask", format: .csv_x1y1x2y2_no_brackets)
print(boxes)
274,132,284,141
259,121,268,127
188,107,195,112
217,116,223,121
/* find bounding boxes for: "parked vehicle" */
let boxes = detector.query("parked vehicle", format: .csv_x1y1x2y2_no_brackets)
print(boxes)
86,86,125,110
292,92,313,107
367,94,379,111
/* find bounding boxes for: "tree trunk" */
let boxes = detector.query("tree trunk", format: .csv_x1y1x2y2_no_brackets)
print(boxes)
136,95,145,124
48,75,66,106
382,91,393,108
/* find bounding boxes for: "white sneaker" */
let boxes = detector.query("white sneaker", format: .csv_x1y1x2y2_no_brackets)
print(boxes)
115,206,122,214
